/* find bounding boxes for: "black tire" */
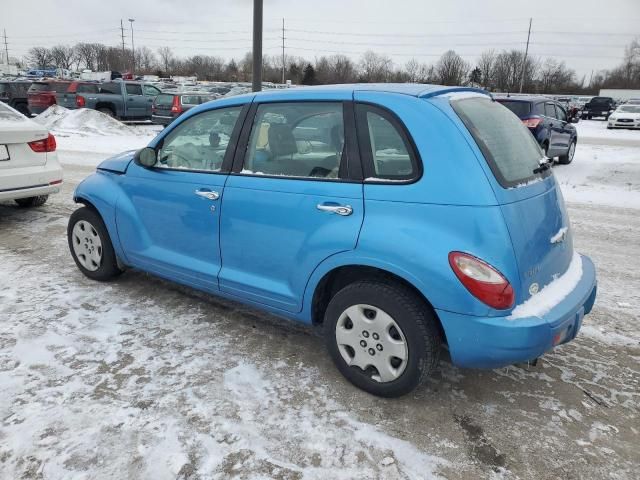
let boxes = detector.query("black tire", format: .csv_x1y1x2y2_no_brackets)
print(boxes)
67,206,123,281
15,195,48,207
324,280,441,398
14,103,30,116
558,140,576,165
98,107,115,118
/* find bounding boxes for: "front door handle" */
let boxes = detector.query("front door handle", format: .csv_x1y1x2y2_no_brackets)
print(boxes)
195,190,220,200
317,203,352,216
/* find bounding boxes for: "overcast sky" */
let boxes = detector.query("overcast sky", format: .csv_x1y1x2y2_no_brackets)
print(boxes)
4,0,639,79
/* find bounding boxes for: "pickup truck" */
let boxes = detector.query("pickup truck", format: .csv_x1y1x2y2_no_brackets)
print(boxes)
581,96,615,120
75,81,162,120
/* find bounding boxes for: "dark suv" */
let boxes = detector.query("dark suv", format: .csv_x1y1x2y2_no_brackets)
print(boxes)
495,96,579,164
581,96,615,120
0,81,31,116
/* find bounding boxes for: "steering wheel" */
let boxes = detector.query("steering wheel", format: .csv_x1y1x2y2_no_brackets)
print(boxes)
167,151,194,169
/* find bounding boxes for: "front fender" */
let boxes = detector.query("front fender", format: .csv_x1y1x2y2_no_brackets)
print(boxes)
73,171,127,263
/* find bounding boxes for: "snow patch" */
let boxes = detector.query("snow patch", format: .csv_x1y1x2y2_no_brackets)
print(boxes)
550,227,569,244
35,105,136,136
508,252,583,320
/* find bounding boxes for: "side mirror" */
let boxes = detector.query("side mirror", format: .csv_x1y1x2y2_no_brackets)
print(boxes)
135,147,157,167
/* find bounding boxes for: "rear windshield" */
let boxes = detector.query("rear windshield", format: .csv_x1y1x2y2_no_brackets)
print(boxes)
181,94,214,105
590,97,612,105
155,93,174,106
28,82,53,92
452,97,545,188
0,101,25,121
76,84,99,94
496,100,531,117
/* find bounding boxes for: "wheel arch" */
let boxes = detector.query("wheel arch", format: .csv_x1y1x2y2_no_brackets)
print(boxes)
306,261,447,344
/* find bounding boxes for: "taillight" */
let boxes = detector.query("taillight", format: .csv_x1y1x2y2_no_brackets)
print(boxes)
28,133,57,153
448,252,514,309
76,95,85,108
170,96,182,114
522,117,542,128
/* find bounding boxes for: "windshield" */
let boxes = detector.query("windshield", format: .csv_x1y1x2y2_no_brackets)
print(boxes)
618,105,640,113
495,100,531,117
452,97,545,188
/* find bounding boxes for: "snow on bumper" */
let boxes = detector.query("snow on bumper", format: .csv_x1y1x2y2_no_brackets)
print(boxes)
438,254,597,369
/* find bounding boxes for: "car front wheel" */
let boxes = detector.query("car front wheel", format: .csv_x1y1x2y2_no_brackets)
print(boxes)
68,206,123,281
324,280,441,397
15,195,48,207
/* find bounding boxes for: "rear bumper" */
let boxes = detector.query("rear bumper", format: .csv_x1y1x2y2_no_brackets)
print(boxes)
438,254,597,369
151,114,176,125
0,157,63,201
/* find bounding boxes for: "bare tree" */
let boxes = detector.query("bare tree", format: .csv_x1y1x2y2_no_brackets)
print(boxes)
50,45,76,70
477,50,496,89
157,46,174,74
75,43,96,70
359,51,392,82
435,50,469,86
135,46,157,72
28,47,52,69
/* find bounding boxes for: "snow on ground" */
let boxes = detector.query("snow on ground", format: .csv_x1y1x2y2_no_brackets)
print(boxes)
575,118,640,142
0,115,638,479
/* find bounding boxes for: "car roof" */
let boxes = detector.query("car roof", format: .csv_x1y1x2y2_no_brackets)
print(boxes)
250,83,487,99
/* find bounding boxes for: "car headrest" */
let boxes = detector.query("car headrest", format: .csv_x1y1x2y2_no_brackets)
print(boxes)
268,124,298,157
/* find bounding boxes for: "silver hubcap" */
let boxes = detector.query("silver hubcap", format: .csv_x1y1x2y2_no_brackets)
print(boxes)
335,304,408,383
71,220,103,271
568,142,576,160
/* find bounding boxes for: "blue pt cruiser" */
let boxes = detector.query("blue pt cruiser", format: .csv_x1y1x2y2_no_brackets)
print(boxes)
68,84,597,397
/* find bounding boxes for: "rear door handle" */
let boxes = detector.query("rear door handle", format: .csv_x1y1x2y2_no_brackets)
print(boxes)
195,190,220,200
316,203,352,216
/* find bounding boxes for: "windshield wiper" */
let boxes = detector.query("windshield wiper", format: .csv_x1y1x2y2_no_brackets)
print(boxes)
533,157,552,174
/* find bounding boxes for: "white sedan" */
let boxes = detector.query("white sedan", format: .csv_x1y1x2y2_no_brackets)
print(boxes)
607,104,640,130
0,102,62,207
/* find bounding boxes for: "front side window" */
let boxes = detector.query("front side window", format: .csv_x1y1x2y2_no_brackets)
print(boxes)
555,104,567,122
242,102,345,179
156,106,242,172
356,104,417,181
452,97,545,188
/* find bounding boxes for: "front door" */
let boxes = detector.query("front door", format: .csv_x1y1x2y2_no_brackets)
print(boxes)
219,101,364,312
124,83,146,118
116,105,245,292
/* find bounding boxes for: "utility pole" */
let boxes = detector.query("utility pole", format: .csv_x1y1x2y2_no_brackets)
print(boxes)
281,18,285,84
3,29,9,65
120,20,126,69
519,17,532,93
128,18,135,76
252,0,263,92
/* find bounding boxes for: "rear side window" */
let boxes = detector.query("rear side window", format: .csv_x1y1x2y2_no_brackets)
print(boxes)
356,104,418,181
99,83,121,94
125,84,143,95
544,103,557,118
452,97,544,188
496,100,531,117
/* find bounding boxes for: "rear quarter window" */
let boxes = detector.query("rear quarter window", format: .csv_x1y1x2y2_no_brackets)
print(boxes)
452,97,546,188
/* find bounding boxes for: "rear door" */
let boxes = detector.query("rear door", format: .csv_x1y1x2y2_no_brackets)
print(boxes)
218,99,364,312
124,83,146,118
451,96,573,305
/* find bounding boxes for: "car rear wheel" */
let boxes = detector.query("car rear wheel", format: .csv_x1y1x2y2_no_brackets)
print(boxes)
15,195,48,207
68,207,122,281
558,140,576,165
324,280,441,397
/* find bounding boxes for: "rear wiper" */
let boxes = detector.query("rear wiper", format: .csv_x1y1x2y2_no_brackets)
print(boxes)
533,157,552,174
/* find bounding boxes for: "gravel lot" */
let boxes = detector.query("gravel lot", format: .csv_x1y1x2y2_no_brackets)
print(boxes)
0,120,638,479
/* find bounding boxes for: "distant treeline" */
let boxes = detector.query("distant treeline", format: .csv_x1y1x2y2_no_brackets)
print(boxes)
22,39,640,94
